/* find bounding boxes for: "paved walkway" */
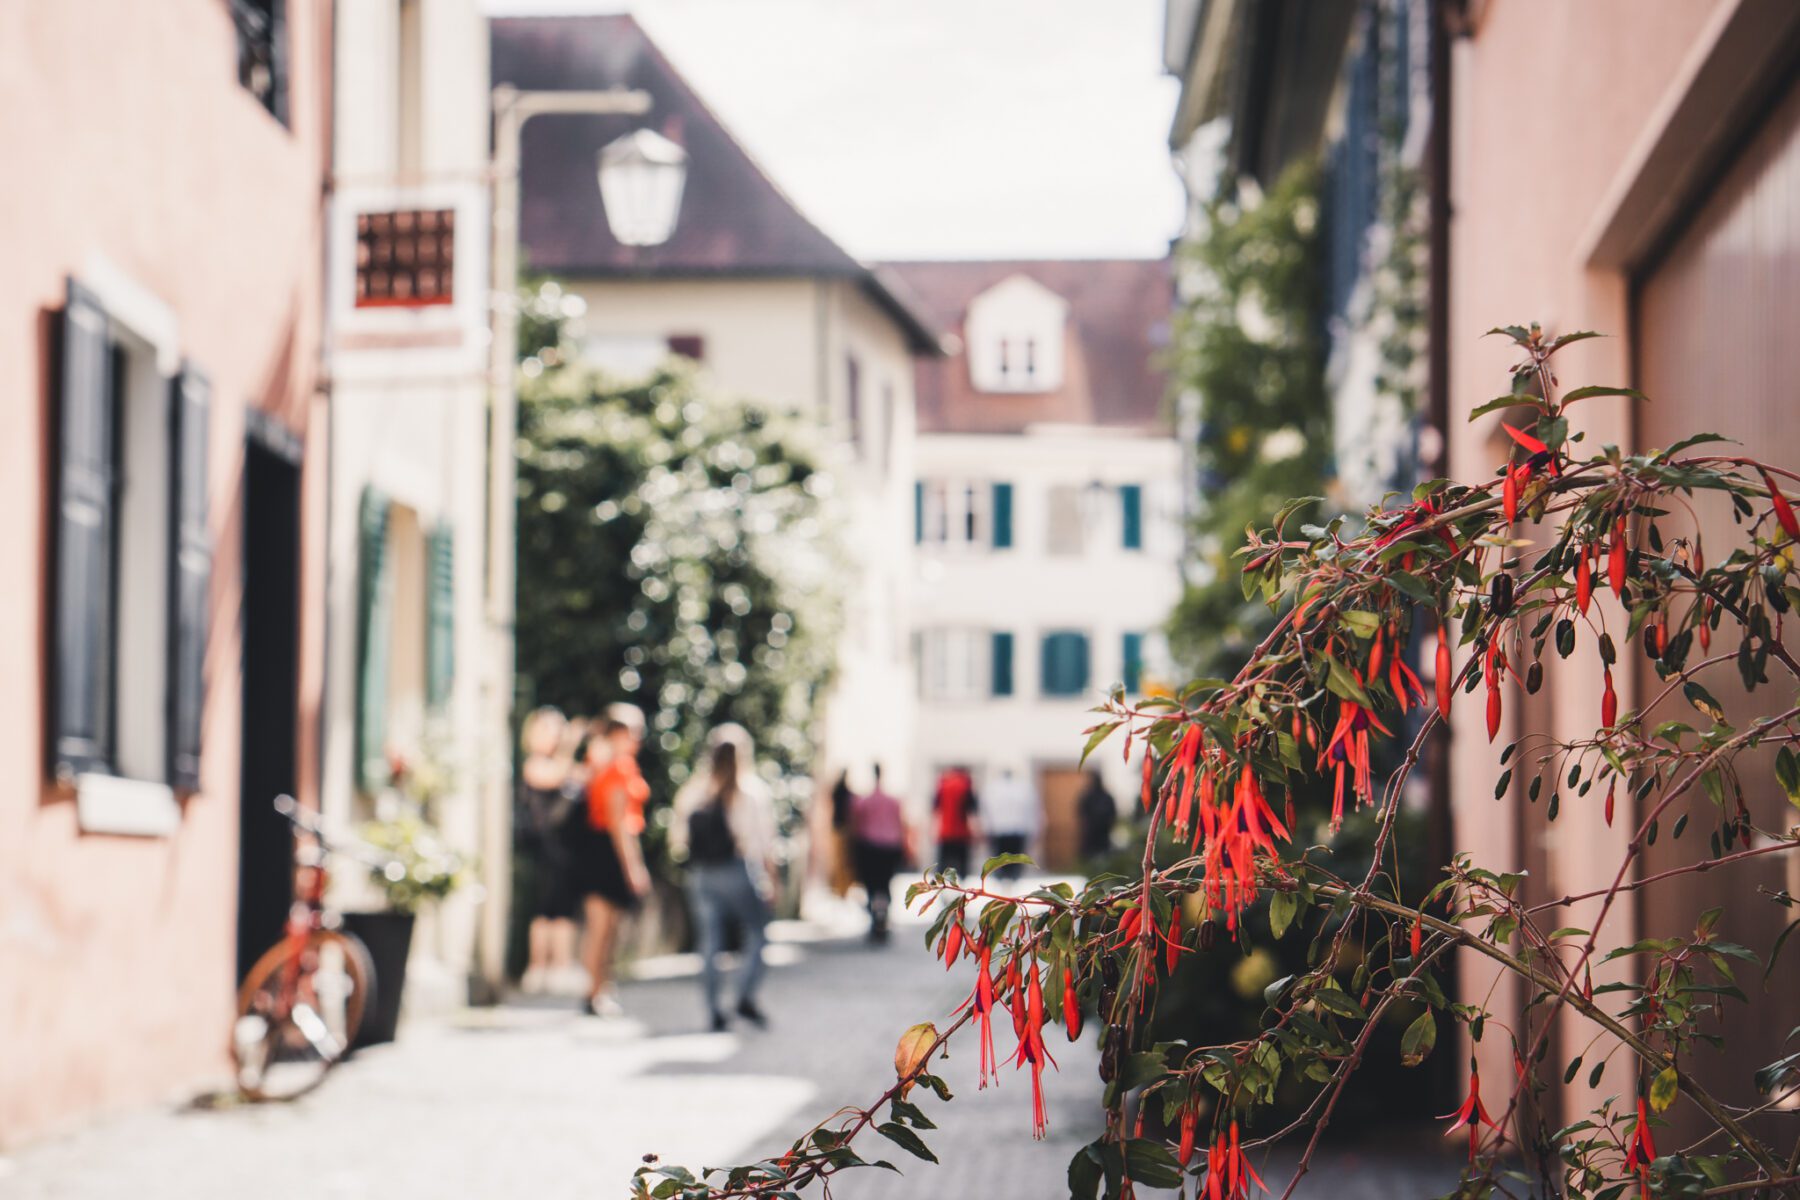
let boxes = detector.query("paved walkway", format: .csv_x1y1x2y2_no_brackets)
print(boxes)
0,890,1463,1199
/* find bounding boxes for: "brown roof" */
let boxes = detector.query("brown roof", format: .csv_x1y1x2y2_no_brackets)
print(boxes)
880,259,1175,435
490,14,939,353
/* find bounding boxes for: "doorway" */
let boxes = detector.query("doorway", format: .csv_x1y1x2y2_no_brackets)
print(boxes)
237,426,303,979
1037,764,1085,871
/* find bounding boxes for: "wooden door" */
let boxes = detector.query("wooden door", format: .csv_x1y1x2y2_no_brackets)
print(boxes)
1038,766,1084,871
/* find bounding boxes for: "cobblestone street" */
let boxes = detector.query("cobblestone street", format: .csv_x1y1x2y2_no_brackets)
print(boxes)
1,893,1463,1199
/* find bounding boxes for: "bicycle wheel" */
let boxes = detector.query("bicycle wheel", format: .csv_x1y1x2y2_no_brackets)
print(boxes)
232,929,374,1101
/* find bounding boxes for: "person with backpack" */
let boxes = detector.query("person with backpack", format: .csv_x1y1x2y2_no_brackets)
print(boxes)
670,724,777,1031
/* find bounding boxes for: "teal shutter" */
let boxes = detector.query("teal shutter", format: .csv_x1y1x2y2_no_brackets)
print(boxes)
914,480,924,544
425,524,455,711
50,279,117,779
1041,632,1090,697
167,363,212,791
355,489,393,795
1120,484,1143,549
991,482,1013,548
991,631,1014,697
1122,632,1144,694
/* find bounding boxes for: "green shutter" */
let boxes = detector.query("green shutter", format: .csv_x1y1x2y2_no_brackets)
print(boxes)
991,482,1013,548
167,363,211,790
425,524,455,711
1122,632,1144,694
991,631,1014,697
354,489,393,795
1120,484,1143,550
1042,631,1090,697
914,480,924,544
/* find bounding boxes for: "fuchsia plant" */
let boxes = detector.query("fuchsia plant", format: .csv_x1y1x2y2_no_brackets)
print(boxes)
634,326,1800,1199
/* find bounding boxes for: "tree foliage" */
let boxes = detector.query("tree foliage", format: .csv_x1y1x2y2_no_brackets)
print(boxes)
636,326,1800,1200
1167,161,1332,680
515,289,843,840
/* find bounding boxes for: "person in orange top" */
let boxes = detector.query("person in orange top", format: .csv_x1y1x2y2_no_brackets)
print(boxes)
574,703,651,1016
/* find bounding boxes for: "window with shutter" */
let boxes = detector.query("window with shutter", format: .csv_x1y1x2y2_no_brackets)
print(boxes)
1122,632,1144,694
166,365,211,791
50,280,117,779
991,631,1014,697
991,482,1013,549
1120,484,1143,550
355,489,394,795
1040,631,1090,697
914,480,925,544
425,525,455,711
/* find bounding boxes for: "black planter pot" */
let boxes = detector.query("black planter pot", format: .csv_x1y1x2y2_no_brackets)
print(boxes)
342,910,414,1049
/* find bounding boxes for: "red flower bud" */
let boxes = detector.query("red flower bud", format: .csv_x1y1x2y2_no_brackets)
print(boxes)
1503,467,1519,524
1486,682,1502,743
1410,910,1422,960
1601,666,1617,728
1575,547,1592,615
1763,470,1800,540
1436,625,1453,720
1063,966,1081,1042
1609,520,1628,594
1604,780,1616,826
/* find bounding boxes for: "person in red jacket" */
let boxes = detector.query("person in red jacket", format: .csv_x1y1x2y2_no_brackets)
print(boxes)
931,766,981,879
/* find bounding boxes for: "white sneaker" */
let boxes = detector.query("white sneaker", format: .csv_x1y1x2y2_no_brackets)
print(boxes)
521,967,547,994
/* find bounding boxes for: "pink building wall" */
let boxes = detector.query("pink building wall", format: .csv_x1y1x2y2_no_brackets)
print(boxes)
0,0,331,1145
1444,0,1729,1116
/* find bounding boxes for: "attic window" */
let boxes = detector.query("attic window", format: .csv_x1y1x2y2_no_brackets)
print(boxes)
965,275,1067,394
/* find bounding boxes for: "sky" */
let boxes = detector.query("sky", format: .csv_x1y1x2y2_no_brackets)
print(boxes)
481,0,1185,262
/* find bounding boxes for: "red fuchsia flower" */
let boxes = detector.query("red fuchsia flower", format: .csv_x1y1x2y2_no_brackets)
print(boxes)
1011,959,1056,1139
1202,1120,1266,1200
1576,544,1594,615
1436,623,1454,719
1484,641,1503,743
1602,665,1618,728
1320,693,1391,830
1006,953,1027,1041
1604,780,1616,826
1763,469,1800,541
1177,1104,1199,1169
1199,769,1291,934
1625,1093,1658,1197
1410,909,1423,960
1609,518,1629,594
962,944,1000,1089
942,917,965,970
1164,905,1184,975
1443,1063,1502,1163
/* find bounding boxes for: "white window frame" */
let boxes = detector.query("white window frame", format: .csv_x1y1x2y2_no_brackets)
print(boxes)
919,627,992,702
920,477,991,548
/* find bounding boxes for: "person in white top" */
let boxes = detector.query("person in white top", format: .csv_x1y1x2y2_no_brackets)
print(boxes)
982,765,1039,881
670,724,779,1031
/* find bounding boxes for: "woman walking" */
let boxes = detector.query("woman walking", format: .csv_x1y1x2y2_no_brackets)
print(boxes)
671,724,777,1031
574,704,651,1017
850,764,909,943
515,707,584,994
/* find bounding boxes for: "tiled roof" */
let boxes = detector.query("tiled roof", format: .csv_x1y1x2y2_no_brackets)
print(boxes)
490,14,940,353
880,259,1175,434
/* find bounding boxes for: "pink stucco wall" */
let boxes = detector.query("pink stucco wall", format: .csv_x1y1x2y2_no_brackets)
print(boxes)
0,0,330,1145
1445,0,1727,1114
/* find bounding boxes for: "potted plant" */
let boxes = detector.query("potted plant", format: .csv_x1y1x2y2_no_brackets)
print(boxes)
344,751,467,1047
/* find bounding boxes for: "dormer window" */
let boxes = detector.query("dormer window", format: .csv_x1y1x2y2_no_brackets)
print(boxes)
966,275,1068,394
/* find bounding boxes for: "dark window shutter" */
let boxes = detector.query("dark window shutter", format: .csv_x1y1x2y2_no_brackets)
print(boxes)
990,631,1014,697
425,524,455,711
914,480,925,544
1120,484,1143,549
1041,631,1090,697
355,489,393,795
666,334,705,362
1122,632,1144,694
50,279,117,780
991,482,1013,548
167,364,211,790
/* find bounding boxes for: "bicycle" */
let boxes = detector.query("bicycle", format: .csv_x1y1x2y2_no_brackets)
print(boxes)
230,794,378,1101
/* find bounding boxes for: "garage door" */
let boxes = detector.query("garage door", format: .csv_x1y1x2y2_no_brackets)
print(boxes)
1635,71,1800,1147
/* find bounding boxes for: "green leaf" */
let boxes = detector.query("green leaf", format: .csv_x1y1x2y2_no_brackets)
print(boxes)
1122,1139,1184,1188
1400,1010,1437,1067
1649,1066,1679,1113
1079,720,1120,767
1469,394,1545,422
980,852,1034,880
1777,747,1800,808
874,1122,937,1164
1067,1143,1104,1200
1324,656,1373,709
1312,988,1367,1021
1561,385,1648,405
1683,681,1726,723
1269,889,1298,940
1339,609,1382,638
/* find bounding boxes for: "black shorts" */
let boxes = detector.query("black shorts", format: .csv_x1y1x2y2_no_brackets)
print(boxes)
571,826,642,912
522,837,581,920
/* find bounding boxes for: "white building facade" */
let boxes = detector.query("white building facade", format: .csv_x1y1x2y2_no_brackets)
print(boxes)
886,261,1180,867
324,0,502,1001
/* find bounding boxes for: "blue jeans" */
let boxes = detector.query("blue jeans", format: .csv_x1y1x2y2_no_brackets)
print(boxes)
688,860,769,1014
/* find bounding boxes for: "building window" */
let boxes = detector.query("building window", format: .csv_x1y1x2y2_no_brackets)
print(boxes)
1040,631,1091,697
1120,484,1144,550
666,334,706,362
919,628,992,702
918,477,992,547
231,0,288,124
1122,632,1145,694
51,278,211,822
991,631,1015,697
354,209,456,308
1046,485,1085,555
